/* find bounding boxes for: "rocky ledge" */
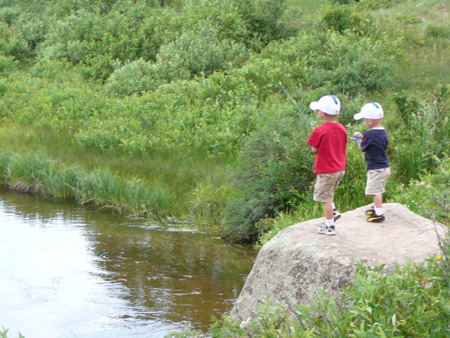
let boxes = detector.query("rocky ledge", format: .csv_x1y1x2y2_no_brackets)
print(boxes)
231,203,448,321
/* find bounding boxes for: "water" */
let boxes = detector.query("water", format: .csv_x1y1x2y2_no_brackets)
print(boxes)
0,190,255,338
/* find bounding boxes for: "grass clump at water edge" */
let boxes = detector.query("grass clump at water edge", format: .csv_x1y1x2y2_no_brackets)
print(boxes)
0,151,180,224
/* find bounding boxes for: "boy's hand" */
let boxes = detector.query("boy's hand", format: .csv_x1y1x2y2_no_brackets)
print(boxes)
352,132,363,144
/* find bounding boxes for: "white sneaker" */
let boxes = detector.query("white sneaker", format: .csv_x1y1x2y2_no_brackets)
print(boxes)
318,225,335,236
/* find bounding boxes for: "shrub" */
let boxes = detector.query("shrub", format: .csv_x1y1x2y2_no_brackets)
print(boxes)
390,86,450,182
104,59,185,97
396,13,422,25
0,22,33,61
73,115,152,155
0,6,20,26
222,112,314,242
0,54,16,74
426,24,450,40
296,254,450,337
259,29,399,97
392,155,450,224
393,91,420,126
39,4,174,80
15,13,49,50
358,0,396,10
157,23,247,77
234,0,289,49
322,4,362,33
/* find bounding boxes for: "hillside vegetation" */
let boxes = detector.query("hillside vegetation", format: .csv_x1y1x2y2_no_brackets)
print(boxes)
0,0,449,242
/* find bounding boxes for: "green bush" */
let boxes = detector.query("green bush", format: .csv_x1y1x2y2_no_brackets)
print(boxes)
38,4,174,80
157,23,248,78
105,59,186,97
426,24,450,40
392,155,450,224
0,22,32,61
73,115,152,155
0,54,16,74
259,29,399,96
390,86,450,182
358,0,396,10
0,6,19,26
322,4,362,33
234,0,289,49
15,13,49,50
396,12,422,25
297,254,450,337
222,111,314,242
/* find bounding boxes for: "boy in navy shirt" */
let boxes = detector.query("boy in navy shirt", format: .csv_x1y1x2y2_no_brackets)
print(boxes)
354,102,390,222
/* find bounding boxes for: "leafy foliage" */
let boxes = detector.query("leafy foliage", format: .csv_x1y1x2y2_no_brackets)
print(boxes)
322,3,363,33
0,0,448,243
222,113,315,242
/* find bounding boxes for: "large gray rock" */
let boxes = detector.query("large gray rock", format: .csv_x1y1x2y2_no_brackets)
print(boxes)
231,203,448,321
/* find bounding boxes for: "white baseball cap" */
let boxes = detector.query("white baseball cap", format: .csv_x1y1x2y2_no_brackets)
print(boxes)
354,102,384,120
309,95,341,115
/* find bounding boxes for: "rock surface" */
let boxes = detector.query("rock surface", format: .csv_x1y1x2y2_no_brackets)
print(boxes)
231,203,448,321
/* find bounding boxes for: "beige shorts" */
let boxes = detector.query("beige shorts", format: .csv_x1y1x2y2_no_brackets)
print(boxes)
313,170,345,203
365,167,391,195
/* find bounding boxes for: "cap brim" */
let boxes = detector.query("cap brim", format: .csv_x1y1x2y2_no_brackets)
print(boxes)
354,112,365,120
309,101,320,110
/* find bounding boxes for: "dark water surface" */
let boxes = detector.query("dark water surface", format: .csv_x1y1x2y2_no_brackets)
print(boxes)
0,190,255,338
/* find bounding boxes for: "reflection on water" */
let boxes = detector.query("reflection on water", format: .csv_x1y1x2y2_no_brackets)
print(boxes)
0,190,255,338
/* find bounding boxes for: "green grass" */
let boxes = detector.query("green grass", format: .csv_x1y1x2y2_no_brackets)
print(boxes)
0,149,231,232
371,0,450,92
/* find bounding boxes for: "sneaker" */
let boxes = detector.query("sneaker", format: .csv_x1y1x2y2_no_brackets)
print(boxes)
367,213,385,222
365,206,375,216
333,209,341,222
318,224,336,236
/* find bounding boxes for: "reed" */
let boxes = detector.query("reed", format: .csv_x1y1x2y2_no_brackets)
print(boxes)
0,151,190,222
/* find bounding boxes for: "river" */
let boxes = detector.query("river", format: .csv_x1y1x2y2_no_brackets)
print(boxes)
0,190,255,338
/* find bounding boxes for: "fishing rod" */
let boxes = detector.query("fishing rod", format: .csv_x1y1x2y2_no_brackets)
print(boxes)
279,82,355,141
278,82,313,129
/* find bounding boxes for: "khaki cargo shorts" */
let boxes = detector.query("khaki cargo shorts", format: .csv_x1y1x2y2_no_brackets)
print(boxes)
313,170,345,203
365,167,391,195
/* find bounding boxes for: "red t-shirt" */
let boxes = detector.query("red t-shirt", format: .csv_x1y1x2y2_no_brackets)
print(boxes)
306,122,347,174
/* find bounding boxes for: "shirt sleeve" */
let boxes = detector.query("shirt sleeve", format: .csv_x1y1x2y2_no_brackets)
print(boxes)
360,131,371,152
306,128,321,148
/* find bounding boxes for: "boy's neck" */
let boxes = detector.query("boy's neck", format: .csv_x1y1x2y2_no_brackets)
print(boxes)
322,114,337,123
371,120,383,128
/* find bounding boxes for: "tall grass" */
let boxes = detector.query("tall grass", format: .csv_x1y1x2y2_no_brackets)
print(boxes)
0,151,184,221
374,0,450,92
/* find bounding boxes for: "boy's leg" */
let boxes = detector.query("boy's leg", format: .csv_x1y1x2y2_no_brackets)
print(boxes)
323,202,334,220
365,168,390,222
319,202,336,235
373,194,383,211
314,171,344,235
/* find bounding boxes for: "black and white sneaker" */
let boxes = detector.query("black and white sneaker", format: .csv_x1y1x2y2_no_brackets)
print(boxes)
318,224,336,236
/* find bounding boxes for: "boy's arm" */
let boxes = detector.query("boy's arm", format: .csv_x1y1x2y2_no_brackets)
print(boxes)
307,128,319,154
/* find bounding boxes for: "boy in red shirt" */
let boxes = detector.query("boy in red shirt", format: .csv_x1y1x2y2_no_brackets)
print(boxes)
307,95,348,236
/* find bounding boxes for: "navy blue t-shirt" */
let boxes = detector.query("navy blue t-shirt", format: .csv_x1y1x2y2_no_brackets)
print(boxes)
360,128,389,170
